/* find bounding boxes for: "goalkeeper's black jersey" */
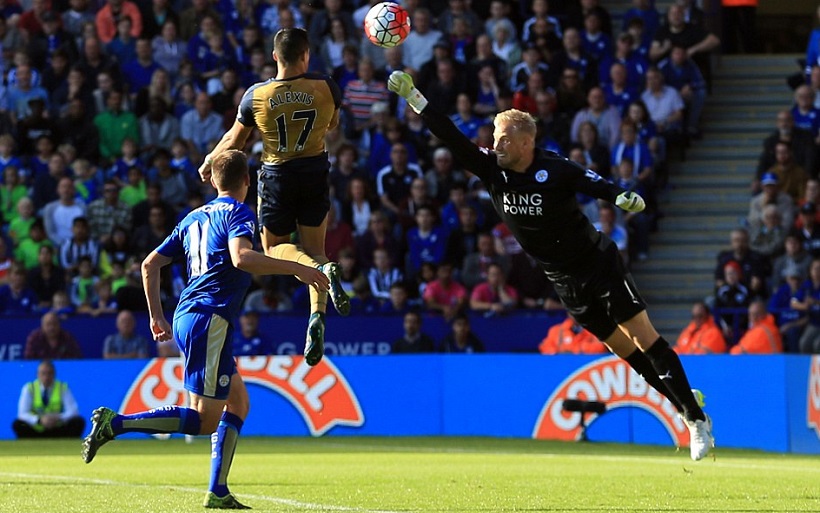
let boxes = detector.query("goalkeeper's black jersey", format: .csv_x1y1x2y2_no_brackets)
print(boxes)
420,107,626,273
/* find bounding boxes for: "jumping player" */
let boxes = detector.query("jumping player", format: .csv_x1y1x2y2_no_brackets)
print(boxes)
388,71,715,461
81,150,329,509
198,27,349,366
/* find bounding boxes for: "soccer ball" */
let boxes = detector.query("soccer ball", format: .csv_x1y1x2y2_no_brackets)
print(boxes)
363,2,411,48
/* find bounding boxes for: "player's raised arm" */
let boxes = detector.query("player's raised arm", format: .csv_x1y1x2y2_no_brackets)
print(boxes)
228,237,329,292
198,120,255,183
387,71,494,181
141,250,173,341
566,159,646,213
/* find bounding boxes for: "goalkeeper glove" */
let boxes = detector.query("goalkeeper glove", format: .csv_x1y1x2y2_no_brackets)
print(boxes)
615,191,645,212
387,71,429,114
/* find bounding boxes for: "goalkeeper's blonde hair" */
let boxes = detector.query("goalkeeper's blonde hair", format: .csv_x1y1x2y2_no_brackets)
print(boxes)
493,109,537,138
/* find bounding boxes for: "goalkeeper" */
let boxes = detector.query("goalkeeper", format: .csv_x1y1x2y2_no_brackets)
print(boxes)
388,71,714,461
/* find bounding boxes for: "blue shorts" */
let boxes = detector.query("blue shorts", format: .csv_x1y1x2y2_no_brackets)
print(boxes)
173,311,236,400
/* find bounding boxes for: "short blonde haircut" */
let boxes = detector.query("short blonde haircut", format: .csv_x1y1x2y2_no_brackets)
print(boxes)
493,109,537,139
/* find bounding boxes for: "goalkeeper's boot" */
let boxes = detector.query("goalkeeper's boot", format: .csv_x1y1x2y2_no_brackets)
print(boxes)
304,311,325,366
82,407,117,463
319,262,350,316
685,413,714,461
203,492,251,509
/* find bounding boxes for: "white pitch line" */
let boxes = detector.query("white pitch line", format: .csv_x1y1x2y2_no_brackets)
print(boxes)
281,440,820,474
0,472,408,513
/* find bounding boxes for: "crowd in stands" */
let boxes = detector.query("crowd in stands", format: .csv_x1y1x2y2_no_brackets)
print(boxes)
675,4,820,356
0,0,753,357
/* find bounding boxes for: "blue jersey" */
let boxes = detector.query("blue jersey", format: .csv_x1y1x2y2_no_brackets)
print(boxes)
156,196,256,321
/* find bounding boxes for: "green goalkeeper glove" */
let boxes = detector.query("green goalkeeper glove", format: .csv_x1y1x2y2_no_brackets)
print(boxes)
615,191,645,212
388,71,429,114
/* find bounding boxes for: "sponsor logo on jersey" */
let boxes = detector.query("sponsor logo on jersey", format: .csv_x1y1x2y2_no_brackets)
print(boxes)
532,356,686,445
120,356,364,436
535,170,548,182
808,356,820,439
502,192,543,216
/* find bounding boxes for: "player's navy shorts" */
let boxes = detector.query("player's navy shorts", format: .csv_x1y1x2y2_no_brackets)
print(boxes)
173,311,236,400
257,154,330,236
544,234,647,341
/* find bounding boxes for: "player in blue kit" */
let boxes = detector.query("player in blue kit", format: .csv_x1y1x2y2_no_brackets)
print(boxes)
81,150,329,509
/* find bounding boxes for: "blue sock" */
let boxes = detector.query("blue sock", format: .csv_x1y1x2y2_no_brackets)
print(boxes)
208,411,244,497
111,406,201,436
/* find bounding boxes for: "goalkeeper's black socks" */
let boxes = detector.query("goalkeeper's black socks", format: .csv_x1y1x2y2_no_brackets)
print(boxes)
644,337,705,422
624,348,684,413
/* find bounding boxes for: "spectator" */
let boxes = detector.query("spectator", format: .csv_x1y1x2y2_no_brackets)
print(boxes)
63,0,96,41
349,274,381,314
756,110,816,187
422,261,467,322
792,258,820,354
570,87,621,150
14,218,52,271
147,149,188,210
391,310,436,353
60,217,100,275
6,64,49,122
552,27,597,91
439,314,485,353
766,140,809,202
30,11,78,70
771,233,811,292
95,0,143,45
152,21,185,83
511,69,545,116
576,122,612,179
69,255,99,309
424,147,467,205
1,165,27,226
748,204,786,261
141,0,178,40
796,202,820,258
401,8,443,73
87,180,133,244
0,237,11,285
730,300,783,354
580,11,612,62
398,177,437,234
354,210,403,270
132,204,170,260
444,205,481,270
119,166,147,207
0,263,38,315
342,58,389,137
79,277,118,316
555,67,587,118
539,316,604,354
376,143,424,222
380,281,413,314
43,177,87,247
405,205,447,279
242,277,294,314
675,302,727,354
715,228,767,299
54,98,100,162
232,310,273,356
329,144,368,207
640,67,684,137
714,260,752,340
748,172,795,233
462,231,509,290
341,177,379,238
179,92,223,158
650,3,719,76
27,245,65,309
106,15,137,65
324,202,355,264
24,311,82,359
510,44,551,93
367,247,403,302
659,45,707,138
593,201,630,264
790,85,820,141
9,197,36,246
12,360,85,438
469,262,518,316
102,309,149,359
769,265,807,353
94,89,139,162
626,100,663,164
124,38,162,99
602,62,640,119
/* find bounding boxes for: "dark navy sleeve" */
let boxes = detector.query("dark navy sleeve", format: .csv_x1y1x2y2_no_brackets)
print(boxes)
420,106,496,182
562,157,623,203
237,83,262,127
324,75,342,109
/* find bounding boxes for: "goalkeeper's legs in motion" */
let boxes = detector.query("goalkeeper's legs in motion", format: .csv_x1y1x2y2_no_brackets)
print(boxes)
607,311,714,461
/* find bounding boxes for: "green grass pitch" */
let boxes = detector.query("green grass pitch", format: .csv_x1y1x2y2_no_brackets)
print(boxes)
1,437,819,512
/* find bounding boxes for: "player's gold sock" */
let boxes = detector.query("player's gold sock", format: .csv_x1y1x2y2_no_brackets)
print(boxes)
268,243,320,267
268,244,328,313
